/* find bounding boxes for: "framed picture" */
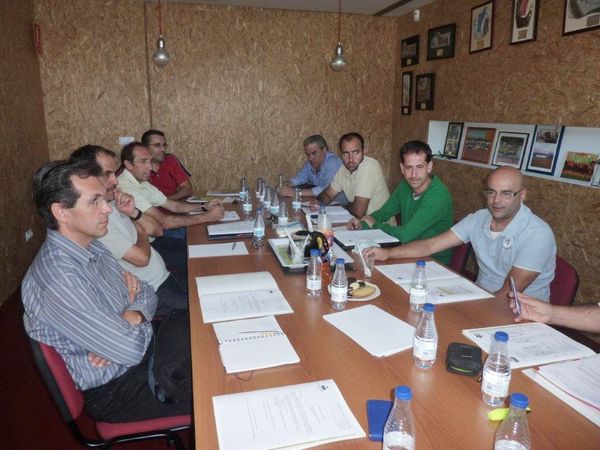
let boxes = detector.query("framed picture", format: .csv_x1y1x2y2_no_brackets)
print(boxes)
511,0,540,44
415,73,435,110
427,23,456,60
525,125,565,175
563,0,600,35
401,35,419,67
401,72,412,115
492,132,529,168
443,122,464,159
470,1,494,53
560,152,598,181
461,127,496,164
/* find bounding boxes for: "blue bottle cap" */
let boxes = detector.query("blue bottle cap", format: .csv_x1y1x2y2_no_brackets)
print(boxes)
310,249,320,256
494,331,509,342
423,303,435,312
510,393,528,409
336,258,345,265
394,385,412,400
416,259,426,267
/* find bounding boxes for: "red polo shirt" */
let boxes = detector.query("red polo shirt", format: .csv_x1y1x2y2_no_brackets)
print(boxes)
149,154,191,197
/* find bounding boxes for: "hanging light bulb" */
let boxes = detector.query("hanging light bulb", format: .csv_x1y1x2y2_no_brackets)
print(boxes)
330,0,346,71
152,0,170,67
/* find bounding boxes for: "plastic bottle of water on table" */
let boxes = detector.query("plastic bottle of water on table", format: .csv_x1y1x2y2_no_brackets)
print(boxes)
482,331,511,407
383,385,416,450
494,392,531,450
413,302,438,369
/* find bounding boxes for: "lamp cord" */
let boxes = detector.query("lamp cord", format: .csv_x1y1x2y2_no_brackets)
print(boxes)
337,0,341,43
158,0,163,36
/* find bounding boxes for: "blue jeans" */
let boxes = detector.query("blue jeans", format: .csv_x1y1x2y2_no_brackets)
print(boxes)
151,236,187,281
155,274,188,316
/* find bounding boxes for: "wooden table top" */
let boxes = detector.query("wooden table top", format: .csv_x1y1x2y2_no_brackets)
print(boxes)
186,214,600,449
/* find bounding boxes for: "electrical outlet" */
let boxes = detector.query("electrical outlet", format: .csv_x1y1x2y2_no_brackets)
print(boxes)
25,228,33,242
118,136,135,145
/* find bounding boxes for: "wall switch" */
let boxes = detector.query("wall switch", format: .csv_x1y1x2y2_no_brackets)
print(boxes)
25,229,33,242
118,136,135,145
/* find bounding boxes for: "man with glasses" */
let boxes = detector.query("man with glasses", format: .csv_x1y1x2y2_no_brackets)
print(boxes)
142,129,193,201
366,166,556,301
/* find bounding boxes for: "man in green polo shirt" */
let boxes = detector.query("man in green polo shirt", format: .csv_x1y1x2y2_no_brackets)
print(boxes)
347,140,453,264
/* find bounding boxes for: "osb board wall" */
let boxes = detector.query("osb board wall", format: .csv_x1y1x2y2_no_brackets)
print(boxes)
147,3,398,190
391,0,600,304
34,0,150,158
0,0,49,304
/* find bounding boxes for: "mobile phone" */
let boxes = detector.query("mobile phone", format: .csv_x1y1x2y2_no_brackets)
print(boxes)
510,276,521,315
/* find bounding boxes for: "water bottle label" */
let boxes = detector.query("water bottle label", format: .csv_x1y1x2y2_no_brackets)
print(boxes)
278,217,288,225
242,203,252,212
239,191,246,199
409,288,427,304
482,368,511,397
330,286,347,303
270,206,278,215
292,201,301,209
306,277,321,290
383,431,415,450
494,440,528,450
254,227,265,238
413,336,437,360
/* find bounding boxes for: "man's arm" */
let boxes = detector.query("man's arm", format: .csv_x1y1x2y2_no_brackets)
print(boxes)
167,179,194,201
144,203,224,229
493,267,540,301
365,229,463,261
309,185,339,211
121,221,152,267
346,195,370,219
114,190,162,237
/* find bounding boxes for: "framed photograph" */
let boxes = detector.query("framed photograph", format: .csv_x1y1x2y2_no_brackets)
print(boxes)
401,72,412,115
443,122,464,159
427,23,456,60
492,132,529,168
415,73,435,111
525,125,565,175
401,35,419,67
560,152,598,181
470,1,494,53
563,0,600,35
461,127,496,164
511,0,540,44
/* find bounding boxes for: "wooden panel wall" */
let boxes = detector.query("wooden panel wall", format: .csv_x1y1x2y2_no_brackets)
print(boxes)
0,0,49,304
391,0,600,303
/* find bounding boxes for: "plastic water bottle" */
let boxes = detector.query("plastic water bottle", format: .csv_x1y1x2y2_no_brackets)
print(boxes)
317,203,331,231
270,191,279,217
278,201,288,225
413,303,437,369
278,173,284,188
494,393,531,450
383,385,416,450
306,249,322,296
252,207,265,248
292,187,301,211
330,258,348,310
482,331,511,407
242,189,252,216
239,177,248,200
262,186,271,210
255,177,263,197
409,260,427,312
258,179,265,202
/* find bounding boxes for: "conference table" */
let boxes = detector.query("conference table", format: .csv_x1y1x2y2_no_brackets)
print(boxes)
187,206,599,449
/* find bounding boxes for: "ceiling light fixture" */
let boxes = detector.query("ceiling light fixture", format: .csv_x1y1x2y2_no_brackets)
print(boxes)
330,0,346,72
152,0,170,67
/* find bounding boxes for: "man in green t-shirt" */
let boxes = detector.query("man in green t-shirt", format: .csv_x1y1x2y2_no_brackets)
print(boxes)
347,140,454,264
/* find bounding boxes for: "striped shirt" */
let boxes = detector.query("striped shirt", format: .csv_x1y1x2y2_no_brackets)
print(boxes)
22,229,156,390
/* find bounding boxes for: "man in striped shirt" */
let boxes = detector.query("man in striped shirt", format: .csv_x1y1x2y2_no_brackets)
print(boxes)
22,159,190,422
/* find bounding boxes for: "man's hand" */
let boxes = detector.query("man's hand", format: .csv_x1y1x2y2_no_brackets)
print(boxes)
509,292,553,324
88,351,112,368
364,246,389,262
205,205,225,221
361,215,375,227
207,199,222,208
279,186,294,197
114,189,137,217
123,271,141,303
309,199,320,212
346,218,362,230
122,309,145,325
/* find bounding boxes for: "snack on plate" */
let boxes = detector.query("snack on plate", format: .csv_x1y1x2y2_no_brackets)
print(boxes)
348,279,375,298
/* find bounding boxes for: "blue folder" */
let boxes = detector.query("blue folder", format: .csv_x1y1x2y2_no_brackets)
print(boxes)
366,399,393,441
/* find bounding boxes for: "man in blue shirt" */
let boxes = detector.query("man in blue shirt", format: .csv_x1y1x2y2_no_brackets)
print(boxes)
366,166,556,301
279,135,348,204
22,159,191,422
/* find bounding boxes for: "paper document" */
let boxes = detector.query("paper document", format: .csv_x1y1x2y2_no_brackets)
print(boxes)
302,206,353,224
188,242,248,258
207,220,254,238
377,260,458,284
334,229,399,249
212,315,299,373
462,322,596,369
206,191,238,197
213,379,365,450
186,195,207,203
323,305,415,357
220,211,240,221
196,271,293,323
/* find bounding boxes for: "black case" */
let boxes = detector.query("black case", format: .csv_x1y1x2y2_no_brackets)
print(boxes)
445,342,482,376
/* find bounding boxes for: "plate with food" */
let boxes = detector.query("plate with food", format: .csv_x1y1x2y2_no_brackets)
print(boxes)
328,277,381,302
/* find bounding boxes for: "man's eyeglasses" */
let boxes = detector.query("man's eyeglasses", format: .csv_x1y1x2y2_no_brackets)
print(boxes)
150,143,168,148
483,189,523,199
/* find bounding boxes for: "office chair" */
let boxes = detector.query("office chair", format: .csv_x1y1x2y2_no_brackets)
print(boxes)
29,339,191,449
448,242,477,281
549,256,579,306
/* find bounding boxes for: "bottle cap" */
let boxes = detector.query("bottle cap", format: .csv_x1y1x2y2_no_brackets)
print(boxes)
336,258,345,265
423,303,435,312
416,259,426,267
494,331,509,342
510,393,528,409
310,249,320,256
394,385,412,400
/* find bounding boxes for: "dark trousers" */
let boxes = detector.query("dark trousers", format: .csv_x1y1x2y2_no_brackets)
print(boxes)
151,236,188,284
155,274,189,316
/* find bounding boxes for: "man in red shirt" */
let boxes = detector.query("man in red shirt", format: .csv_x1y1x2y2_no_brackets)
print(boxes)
142,129,193,200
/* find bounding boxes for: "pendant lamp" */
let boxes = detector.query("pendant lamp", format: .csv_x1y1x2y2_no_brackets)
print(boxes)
152,0,170,67
330,0,347,71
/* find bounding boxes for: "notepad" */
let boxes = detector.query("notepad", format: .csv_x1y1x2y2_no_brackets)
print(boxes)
196,271,294,323
212,315,299,373
334,229,399,249
188,242,249,258
207,220,254,239
302,205,353,224
323,305,415,357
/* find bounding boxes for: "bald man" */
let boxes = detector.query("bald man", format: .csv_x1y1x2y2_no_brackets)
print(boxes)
366,167,556,301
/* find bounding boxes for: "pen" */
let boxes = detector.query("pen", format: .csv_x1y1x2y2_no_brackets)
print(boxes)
510,276,521,315
232,242,237,250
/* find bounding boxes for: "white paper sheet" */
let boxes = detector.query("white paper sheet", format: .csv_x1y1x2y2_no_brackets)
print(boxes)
302,206,353,224
188,242,249,258
220,211,240,221
333,229,399,249
207,220,254,237
394,277,493,304
212,379,365,450
377,260,459,284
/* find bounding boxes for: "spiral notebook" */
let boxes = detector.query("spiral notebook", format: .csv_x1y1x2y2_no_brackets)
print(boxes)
212,315,300,373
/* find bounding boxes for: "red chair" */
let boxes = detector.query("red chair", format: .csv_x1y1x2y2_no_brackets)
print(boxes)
29,339,191,449
448,242,477,281
549,256,579,306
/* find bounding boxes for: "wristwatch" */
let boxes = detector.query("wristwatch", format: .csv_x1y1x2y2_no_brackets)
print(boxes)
131,208,143,221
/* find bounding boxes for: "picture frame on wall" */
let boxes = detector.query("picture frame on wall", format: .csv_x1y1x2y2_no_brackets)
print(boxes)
563,0,600,35
427,23,456,60
492,132,529,168
470,1,494,53
401,35,420,67
461,127,496,164
401,72,412,115
443,122,464,159
415,73,435,111
511,0,540,44
525,125,564,175
560,151,598,182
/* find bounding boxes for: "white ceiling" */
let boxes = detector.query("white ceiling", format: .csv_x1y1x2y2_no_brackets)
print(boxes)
165,0,436,17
